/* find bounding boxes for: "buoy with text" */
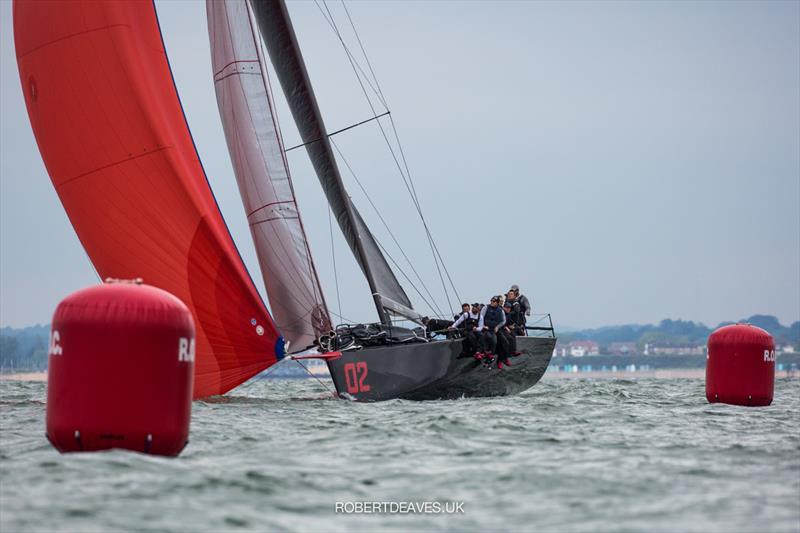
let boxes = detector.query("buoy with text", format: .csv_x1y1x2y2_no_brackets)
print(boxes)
706,323,775,406
46,279,195,456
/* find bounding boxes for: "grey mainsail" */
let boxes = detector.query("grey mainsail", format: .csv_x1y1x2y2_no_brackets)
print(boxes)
207,0,331,350
249,0,419,325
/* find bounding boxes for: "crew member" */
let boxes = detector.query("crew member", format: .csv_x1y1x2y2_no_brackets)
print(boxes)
478,296,506,367
450,303,481,356
510,284,531,333
422,316,453,339
499,301,522,364
504,294,523,334
453,303,470,323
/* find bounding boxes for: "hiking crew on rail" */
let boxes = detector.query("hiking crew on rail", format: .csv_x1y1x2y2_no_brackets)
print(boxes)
451,302,481,355
442,284,531,369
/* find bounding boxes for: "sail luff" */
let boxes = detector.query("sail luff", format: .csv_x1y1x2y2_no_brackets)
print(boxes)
249,0,417,325
253,11,331,327
208,0,332,349
248,0,385,324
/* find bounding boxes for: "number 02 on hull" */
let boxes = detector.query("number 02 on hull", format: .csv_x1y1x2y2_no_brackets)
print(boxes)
325,336,556,402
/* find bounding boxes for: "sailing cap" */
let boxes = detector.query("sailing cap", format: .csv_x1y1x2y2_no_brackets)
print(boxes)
510,284,519,291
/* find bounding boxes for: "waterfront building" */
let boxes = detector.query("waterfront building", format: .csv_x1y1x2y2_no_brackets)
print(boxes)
568,340,600,357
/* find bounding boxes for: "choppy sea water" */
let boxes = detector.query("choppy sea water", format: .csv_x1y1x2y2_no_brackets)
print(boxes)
1,376,798,532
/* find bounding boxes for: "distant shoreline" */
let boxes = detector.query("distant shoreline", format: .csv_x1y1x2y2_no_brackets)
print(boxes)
0,372,47,382
545,369,797,379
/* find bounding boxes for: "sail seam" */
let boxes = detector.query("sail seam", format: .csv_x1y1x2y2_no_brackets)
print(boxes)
246,199,295,218
56,146,172,190
249,216,300,226
17,24,131,59
213,58,259,78
214,71,261,83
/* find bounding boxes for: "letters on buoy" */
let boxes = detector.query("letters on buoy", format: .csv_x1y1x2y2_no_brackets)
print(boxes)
46,281,195,456
706,323,775,407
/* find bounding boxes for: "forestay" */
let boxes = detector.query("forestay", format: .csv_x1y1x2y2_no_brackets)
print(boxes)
207,0,331,350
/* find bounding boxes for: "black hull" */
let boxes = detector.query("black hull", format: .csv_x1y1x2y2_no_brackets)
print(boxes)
325,336,555,401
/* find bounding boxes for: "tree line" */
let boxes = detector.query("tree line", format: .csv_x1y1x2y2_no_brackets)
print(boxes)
0,316,797,372
0,325,49,372
558,315,799,351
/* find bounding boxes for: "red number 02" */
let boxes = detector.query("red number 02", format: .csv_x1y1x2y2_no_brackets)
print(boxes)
343,362,370,394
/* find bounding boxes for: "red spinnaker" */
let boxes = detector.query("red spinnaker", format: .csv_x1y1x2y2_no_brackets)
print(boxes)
13,0,282,398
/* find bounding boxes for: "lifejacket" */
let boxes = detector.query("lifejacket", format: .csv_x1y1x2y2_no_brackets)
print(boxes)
464,312,479,331
504,300,523,326
484,306,504,330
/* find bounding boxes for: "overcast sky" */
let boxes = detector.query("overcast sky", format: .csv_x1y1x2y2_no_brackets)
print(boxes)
1,0,798,329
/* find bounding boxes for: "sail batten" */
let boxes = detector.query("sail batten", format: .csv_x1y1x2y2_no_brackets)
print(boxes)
208,0,332,349
249,0,416,325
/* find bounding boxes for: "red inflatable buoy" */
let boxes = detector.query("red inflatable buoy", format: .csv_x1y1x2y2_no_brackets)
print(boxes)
706,323,775,406
46,280,195,456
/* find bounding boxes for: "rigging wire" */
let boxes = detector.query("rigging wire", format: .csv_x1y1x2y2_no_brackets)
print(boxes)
331,138,444,317
284,110,390,153
259,358,336,398
316,0,461,312
340,1,388,106
340,0,463,305
328,308,359,325
372,231,442,319
294,359,337,398
317,1,449,304
327,203,343,322
313,1,387,110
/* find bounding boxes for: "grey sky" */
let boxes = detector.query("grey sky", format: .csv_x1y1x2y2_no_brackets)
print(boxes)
1,0,798,329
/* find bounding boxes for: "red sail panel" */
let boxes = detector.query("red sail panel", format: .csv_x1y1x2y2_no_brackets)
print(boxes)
13,0,282,398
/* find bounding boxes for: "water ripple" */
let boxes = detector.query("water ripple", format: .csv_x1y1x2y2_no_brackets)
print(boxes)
0,378,798,532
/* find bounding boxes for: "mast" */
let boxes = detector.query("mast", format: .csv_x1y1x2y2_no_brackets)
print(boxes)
207,0,332,350
249,0,416,325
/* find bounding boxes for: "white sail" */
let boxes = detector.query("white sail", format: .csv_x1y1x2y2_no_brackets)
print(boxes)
207,0,331,350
